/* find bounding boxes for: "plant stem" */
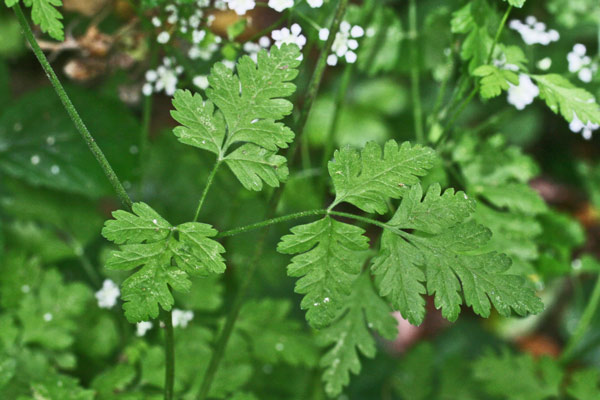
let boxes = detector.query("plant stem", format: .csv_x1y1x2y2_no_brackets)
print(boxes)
164,309,175,400
195,3,350,398
436,4,513,147
193,160,221,222
408,0,424,143
217,210,328,238
561,274,600,363
13,4,133,211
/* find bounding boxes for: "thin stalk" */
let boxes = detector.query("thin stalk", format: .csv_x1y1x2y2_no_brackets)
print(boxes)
193,160,221,222
561,275,600,363
164,309,175,400
436,4,513,147
408,0,424,143
195,3,350,398
217,210,328,238
140,43,159,169
13,4,133,211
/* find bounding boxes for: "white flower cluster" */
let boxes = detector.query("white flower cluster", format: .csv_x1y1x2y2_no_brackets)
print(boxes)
271,24,306,59
226,0,322,15
507,74,539,110
570,113,598,140
143,57,183,96
136,321,153,337
567,44,598,83
154,2,209,44
95,279,120,309
509,16,559,46
172,309,194,328
319,21,364,66
243,36,271,62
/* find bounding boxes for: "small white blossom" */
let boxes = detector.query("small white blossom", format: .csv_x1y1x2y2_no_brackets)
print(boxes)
307,0,323,7
214,0,227,10
95,279,120,309
567,44,598,83
509,16,559,46
157,31,171,44
189,42,219,60
272,23,307,50
268,0,293,12
244,41,262,61
259,36,271,48
322,21,364,66
172,309,194,328
197,0,210,5
225,0,255,15
151,16,161,27
537,57,552,71
193,29,207,44
43,313,53,322
507,73,539,110
143,57,183,96
136,321,153,337
193,75,210,90
570,113,598,140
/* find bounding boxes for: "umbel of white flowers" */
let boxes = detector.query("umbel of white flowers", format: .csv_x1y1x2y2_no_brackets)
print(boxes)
509,16,559,46
143,57,183,97
567,44,598,83
226,0,323,15
319,21,365,66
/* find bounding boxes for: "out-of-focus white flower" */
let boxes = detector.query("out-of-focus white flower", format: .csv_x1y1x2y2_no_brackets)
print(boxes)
157,31,171,44
509,16,559,46
143,57,183,96
151,17,161,27
225,0,255,15
193,29,206,44
136,321,153,337
537,57,552,71
259,36,271,48
172,309,194,328
567,44,598,83
189,42,219,60
570,113,598,140
321,21,364,66
95,279,120,309
307,0,323,7
268,0,293,12
193,75,210,90
507,74,539,110
272,23,307,50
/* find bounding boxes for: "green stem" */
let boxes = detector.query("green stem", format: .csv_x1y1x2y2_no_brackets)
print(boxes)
193,160,221,222
408,0,424,143
217,210,328,238
13,4,133,211
561,274,600,363
287,0,350,164
486,5,512,65
164,309,175,400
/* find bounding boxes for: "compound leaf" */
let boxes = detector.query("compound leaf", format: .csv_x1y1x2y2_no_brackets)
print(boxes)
277,216,369,329
224,143,288,191
23,0,64,41
566,369,600,400
473,65,519,99
329,140,436,214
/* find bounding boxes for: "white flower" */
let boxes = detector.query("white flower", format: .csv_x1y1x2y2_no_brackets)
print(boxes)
307,0,323,7
322,21,363,66
189,42,219,60
272,23,307,50
143,57,183,96
537,57,552,71
225,0,255,15
157,31,170,44
259,36,271,48
567,44,597,83
136,321,153,337
507,74,539,110
43,313,53,322
570,113,598,140
193,29,206,44
268,0,293,12
151,16,161,27
193,75,210,90
172,309,194,328
509,16,559,46
244,41,262,61
95,279,120,309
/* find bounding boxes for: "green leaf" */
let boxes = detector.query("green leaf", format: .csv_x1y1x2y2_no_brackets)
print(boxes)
393,343,434,400
277,216,369,328
566,369,600,400
358,6,403,76
329,140,436,214
171,44,301,191
474,349,563,400
473,65,519,99
372,184,474,325
533,74,600,125
503,0,526,7
379,184,543,322
30,373,95,400
451,0,494,72
102,202,226,323
23,0,64,41
476,183,547,214
5,0,20,7
318,274,397,397
237,299,319,367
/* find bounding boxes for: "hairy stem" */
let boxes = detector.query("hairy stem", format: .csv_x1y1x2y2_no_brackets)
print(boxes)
13,4,133,211
561,274,600,363
409,0,424,143
164,309,175,400
193,160,221,222
217,210,329,238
